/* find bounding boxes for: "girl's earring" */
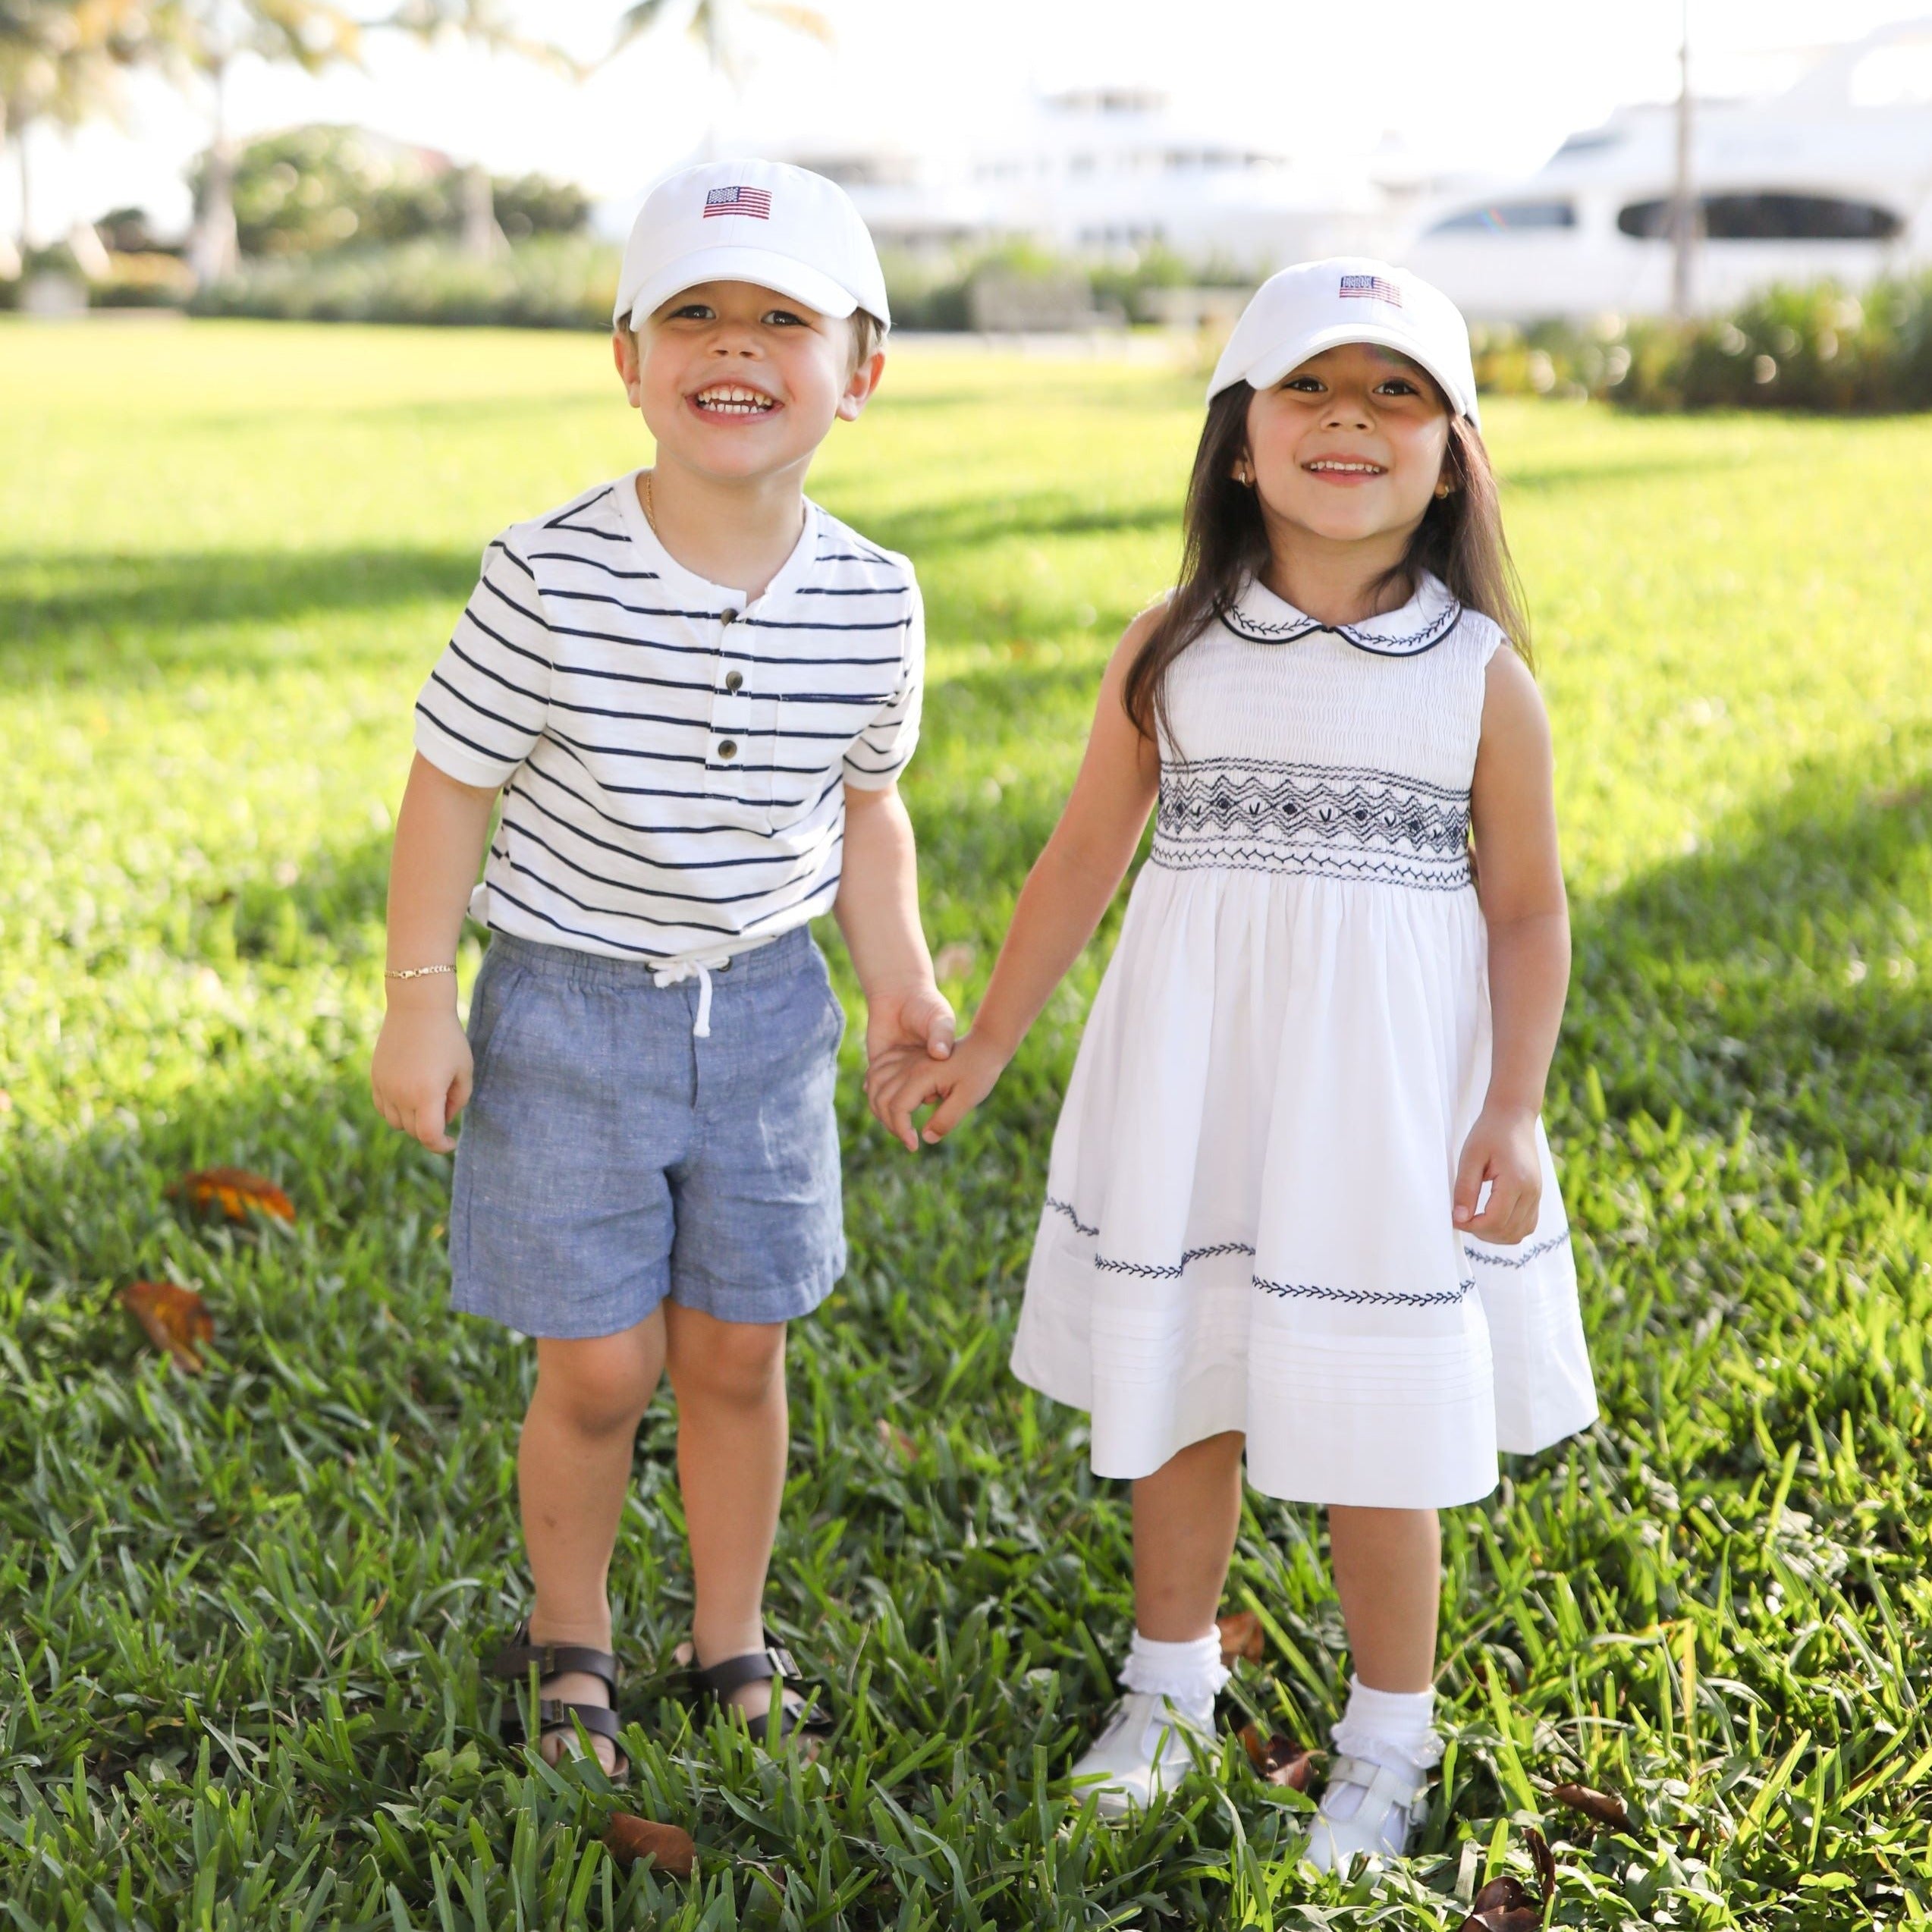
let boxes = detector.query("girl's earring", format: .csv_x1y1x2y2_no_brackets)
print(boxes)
1235,462,1253,487
1434,479,1453,499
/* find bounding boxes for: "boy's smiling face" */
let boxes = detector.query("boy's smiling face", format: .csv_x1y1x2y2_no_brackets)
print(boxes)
614,279,884,486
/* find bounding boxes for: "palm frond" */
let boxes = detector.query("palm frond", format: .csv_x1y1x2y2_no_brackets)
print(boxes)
746,1,831,47
382,0,580,77
610,0,681,55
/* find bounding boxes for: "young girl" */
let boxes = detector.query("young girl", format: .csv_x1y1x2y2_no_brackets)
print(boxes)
875,259,1597,1862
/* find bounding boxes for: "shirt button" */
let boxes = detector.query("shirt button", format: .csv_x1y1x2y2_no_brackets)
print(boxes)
720,608,740,625
724,670,743,693
718,739,738,760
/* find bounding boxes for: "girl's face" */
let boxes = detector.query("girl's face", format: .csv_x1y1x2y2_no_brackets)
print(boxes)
1241,342,1451,548
614,279,881,485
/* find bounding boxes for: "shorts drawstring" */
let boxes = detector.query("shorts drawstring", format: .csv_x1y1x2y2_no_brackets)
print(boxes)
650,950,739,1037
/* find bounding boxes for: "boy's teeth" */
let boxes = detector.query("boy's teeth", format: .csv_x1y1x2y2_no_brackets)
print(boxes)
697,386,775,414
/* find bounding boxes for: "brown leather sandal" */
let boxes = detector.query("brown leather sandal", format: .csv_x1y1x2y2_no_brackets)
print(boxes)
680,1630,831,1752
488,1619,629,1777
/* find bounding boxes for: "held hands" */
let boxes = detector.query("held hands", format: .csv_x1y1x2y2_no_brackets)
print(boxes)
1452,1104,1542,1245
870,1032,1009,1151
860,979,960,1151
371,991,473,1154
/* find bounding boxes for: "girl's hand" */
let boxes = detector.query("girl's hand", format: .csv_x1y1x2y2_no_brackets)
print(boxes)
872,1032,1009,1151
371,999,474,1154
1452,1104,1542,1244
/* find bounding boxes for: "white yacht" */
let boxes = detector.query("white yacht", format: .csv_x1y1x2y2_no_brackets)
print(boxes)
1403,18,1932,322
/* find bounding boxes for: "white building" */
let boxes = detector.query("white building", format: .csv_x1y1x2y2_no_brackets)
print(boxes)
1403,18,1932,322
786,87,1396,272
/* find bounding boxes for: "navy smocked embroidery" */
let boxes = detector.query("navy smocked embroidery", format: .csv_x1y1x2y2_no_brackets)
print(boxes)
1150,756,1473,889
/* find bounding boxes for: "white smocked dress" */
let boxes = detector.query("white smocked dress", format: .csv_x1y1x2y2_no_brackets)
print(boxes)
1010,571,1598,1509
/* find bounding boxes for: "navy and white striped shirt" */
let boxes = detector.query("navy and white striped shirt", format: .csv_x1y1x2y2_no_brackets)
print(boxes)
413,471,923,965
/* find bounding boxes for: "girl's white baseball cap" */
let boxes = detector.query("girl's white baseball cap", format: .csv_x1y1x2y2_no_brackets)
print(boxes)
1208,258,1480,427
613,159,891,331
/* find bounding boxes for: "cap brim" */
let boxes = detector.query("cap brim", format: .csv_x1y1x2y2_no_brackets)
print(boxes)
617,247,860,329
1214,321,1479,427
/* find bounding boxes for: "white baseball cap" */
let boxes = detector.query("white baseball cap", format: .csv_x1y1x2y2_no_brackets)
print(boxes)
1208,257,1480,428
613,159,891,333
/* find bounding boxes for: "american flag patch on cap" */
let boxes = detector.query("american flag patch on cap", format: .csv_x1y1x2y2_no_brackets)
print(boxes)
1340,273,1402,304
704,184,771,220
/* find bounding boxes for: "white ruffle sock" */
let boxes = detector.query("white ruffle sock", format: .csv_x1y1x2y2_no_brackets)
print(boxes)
1324,1676,1442,1818
1120,1629,1230,1730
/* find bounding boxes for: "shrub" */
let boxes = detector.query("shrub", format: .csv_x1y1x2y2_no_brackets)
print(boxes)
190,125,589,259
1609,275,1932,412
188,236,619,330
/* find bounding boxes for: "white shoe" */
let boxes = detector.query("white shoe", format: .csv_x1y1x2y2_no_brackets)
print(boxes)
1067,1690,1214,1818
1303,1752,1428,1871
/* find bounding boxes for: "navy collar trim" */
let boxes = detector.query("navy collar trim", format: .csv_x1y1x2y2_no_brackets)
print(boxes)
1219,578,1465,658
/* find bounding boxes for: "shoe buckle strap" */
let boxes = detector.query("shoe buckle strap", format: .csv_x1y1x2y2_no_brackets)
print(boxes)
1327,1752,1429,1810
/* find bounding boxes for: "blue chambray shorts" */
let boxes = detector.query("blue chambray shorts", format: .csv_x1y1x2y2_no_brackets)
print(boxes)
448,926,847,1337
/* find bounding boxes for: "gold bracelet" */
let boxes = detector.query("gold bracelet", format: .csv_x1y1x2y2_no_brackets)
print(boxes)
385,963,457,981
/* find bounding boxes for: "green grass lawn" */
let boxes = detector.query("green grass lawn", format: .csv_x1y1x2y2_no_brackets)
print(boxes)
3,318,1931,1930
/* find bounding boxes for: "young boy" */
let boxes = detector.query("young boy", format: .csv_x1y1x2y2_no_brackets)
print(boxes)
370,160,952,1770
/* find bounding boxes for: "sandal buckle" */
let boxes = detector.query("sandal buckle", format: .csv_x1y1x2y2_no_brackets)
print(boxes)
765,1644,800,1679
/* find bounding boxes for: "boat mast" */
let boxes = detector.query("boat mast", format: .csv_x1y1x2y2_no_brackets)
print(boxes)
1671,0,1698,316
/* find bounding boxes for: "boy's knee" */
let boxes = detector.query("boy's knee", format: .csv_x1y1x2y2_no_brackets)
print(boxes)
535,1334,658,1436
668,1317,786,1411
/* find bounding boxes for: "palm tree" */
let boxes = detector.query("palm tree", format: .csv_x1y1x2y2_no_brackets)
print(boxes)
143,0,360,285
379,0,576,259
0,0,140,275
611,0,831,160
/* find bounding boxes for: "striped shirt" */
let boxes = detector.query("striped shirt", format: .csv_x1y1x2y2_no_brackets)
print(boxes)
413,470,923,965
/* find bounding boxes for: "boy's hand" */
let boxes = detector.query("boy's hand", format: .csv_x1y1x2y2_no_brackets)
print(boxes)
1452,1104,1542,1244
872,1032,1008,1152
371,997,473,1154
862,978,956,1071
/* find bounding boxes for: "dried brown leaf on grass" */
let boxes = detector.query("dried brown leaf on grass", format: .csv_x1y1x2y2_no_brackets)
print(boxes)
1455,1874,1541,1931
1216,1610,1264,1667
1237,1723,1315,1790
1525,1826,1556,1903
875,1417,917,1463
605,1814,695,1878
1550,1780,1630,1830
168,1167,296,1224
1456,1830,1556,1930
120,1282,215,1372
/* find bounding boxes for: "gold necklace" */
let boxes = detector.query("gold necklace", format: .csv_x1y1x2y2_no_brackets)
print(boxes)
642,469,657,532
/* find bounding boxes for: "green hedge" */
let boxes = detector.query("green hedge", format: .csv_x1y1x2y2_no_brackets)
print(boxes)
1614,275,1932,411
188,237,618,330
1469,272,1932,413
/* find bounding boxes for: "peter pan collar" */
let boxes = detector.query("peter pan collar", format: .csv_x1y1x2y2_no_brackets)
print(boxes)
1219,570,1463,658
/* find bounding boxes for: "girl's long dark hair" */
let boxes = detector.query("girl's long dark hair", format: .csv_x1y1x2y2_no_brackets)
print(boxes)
1122,383,1531,742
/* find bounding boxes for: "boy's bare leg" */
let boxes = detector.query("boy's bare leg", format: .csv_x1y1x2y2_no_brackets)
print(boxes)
1131,1431,1246,1641
664,1305,792,1716
1328,1506,1440,1691
519,1315,667,1767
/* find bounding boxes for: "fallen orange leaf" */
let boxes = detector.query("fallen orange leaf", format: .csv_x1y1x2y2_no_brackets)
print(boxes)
605,1814,694,1878
1549,1781,1629,1830
1238,1723,1315,1790
169,1167,295,1224
121,1281,214,1372
1217,1610,1265,1668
